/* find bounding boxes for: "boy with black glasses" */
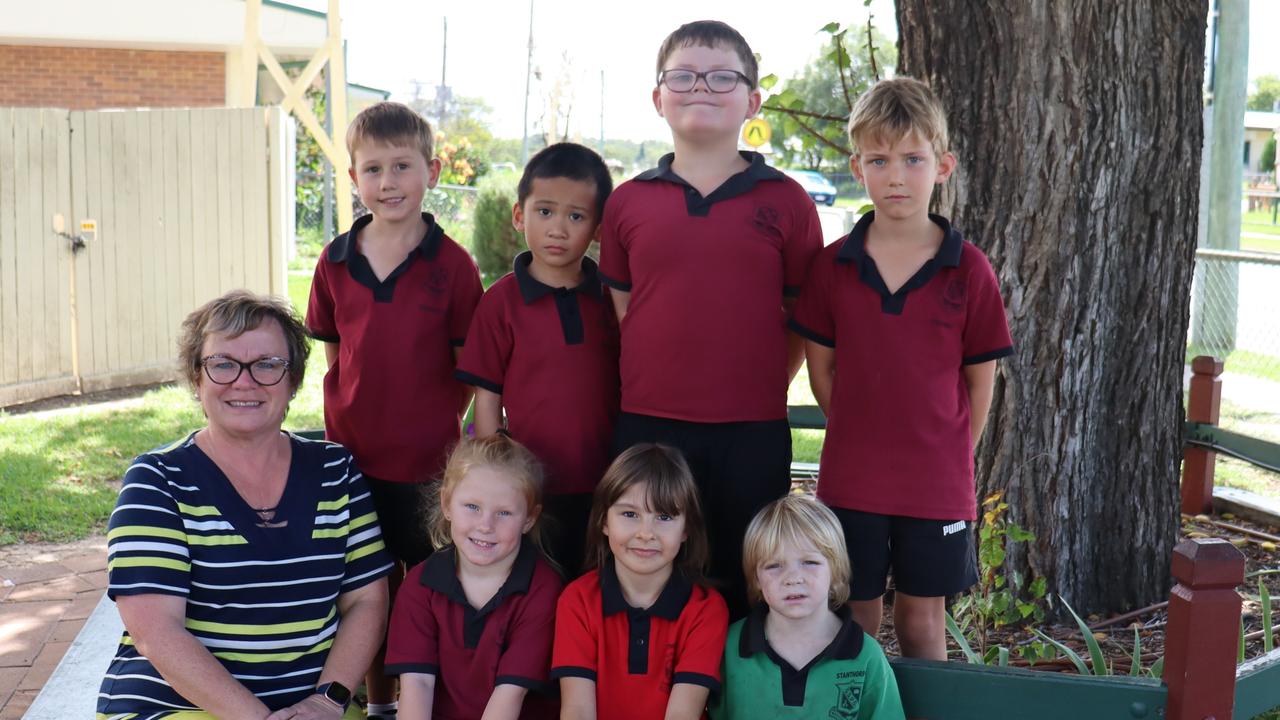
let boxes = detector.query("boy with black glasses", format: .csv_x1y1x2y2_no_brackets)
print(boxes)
598,20,822,618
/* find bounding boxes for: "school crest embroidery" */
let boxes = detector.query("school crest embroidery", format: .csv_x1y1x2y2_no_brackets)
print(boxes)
828,679,863,719
749,205,782,240
941,275,967,312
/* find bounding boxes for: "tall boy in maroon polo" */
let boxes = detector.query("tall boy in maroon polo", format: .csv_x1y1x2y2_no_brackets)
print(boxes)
790,78,1013,661
457,143,619,577
599,21,822,617
306,102,483,716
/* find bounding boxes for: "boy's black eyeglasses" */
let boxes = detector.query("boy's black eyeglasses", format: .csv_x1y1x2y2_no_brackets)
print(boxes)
200,355,291,386
658,69,752,93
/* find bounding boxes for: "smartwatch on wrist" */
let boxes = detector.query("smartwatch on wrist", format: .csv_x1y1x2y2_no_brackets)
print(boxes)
315,681,351,711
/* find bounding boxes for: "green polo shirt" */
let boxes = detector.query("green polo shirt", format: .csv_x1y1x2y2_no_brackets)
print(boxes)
710,605,905,720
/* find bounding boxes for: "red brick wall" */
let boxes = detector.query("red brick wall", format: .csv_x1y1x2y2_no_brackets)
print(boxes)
0,45,225,109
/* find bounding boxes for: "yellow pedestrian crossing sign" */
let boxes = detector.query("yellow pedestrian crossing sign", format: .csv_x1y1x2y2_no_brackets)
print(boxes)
742,118,771,147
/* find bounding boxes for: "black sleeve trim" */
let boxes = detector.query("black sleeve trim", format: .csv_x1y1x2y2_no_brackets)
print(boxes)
597,272,632,293
307,329,340,343
787,319,835,348
383,662,439,677
454,369,504,394
450,337,466,347
672,671,720,693
549,666,597,681
495,675,546,691
782,285,801,298
963,345,1015,365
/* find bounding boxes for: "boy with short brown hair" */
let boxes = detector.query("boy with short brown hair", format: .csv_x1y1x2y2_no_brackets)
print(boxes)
306,100,483,717
599,20,823,618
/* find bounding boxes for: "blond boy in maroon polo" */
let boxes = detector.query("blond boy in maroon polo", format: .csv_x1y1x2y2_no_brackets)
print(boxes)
599,20,822,618
790,78,1013,661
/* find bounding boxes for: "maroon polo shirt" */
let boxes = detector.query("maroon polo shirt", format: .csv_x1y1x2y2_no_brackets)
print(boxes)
455,252,620,495
789,212,1014,521
598,152,822,423
385,539,562,720
551,561,728,720
306,212,483,484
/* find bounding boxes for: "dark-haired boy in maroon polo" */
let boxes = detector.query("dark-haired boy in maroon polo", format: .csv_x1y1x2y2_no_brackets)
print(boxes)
457,143,618,578
790,78,1013,662
306,102,483,715
598,21,822,617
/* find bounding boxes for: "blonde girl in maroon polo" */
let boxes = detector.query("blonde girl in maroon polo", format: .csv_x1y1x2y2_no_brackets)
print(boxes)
553,444,729,720
385,436,563,720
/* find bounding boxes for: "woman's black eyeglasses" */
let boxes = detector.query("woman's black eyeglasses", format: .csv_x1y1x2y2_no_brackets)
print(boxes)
200,355,291,386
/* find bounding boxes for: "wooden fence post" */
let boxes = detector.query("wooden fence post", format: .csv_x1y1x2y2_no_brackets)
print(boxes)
1181,356,1224,514
1163,538,1245,720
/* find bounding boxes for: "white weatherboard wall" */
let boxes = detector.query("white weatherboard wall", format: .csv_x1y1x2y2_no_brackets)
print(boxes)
0,105,289,406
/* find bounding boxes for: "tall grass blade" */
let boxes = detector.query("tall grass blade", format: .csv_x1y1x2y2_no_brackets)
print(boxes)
1030,628,1089,675
1130,627,1142,677
1060,597,1107,676
1262,579,1274,654
945,611,983,665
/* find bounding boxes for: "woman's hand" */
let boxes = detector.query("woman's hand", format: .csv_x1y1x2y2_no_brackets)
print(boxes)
264,693,345,719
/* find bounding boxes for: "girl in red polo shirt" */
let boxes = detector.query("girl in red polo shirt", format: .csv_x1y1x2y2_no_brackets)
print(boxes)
385,436,563,720
552,444,729,720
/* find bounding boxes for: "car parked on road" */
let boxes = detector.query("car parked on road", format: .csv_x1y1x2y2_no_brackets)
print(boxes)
784,169,838,206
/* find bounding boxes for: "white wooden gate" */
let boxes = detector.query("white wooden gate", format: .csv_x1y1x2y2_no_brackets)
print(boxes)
0,106,289,407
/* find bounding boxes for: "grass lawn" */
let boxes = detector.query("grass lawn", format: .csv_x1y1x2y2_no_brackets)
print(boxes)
0,274,327,545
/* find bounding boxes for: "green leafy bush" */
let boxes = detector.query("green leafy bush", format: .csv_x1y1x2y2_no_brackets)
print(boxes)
471,176,522,281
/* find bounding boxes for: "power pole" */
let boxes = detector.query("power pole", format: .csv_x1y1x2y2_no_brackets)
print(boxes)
520,0,534,166
1193,0,1248,355
436,18,451,128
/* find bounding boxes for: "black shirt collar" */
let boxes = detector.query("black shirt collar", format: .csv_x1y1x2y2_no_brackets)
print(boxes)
633,152,785,217
420,536,539,611
835,211,963,268
634,151,784,184
326,211,445,263
599,558,693,620
739,602,865,662
512,251,604,304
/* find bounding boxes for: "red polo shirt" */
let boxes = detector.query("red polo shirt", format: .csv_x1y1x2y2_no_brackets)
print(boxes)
306,212,483,484
551,561,728,720
455,252,620,495
598,152,822,423
789,212,1013,521
385,540,562,720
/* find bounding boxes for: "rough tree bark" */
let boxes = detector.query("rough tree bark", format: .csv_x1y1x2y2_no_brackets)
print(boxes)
896,1,1207,614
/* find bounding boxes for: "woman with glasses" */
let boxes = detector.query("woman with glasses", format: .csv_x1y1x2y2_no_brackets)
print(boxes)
97,290,392,720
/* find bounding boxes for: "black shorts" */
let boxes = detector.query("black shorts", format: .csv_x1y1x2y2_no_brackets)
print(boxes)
830,507,978,600
365,476,436,567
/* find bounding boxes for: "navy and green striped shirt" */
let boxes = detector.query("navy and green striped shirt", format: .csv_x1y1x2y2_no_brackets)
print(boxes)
97,432,393,718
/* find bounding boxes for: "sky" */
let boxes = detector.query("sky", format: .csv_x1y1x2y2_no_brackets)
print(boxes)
297,0,1277,143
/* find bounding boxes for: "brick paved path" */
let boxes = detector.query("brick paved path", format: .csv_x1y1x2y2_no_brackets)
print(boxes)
0,536,108,719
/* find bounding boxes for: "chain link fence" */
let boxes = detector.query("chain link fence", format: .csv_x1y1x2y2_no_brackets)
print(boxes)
1187,248,1280,387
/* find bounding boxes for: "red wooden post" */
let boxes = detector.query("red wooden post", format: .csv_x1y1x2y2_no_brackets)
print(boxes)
1163,538,1245,720
1181,356,1223,515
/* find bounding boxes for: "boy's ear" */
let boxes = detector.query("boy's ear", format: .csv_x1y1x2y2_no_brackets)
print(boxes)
426,157,443,189
347,165,357,184
849,155,865,184
512,201,525,232
745,87,763,119
652,86,665,117
935,151,958,184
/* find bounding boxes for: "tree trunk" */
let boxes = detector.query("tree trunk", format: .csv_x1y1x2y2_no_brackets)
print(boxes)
896,1,1207,615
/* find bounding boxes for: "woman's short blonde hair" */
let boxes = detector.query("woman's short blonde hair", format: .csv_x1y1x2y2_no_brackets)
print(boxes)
742,494,852,609
846,76,950,158
176,290,310,392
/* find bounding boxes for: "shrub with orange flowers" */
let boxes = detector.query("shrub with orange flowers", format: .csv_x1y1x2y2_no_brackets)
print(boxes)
435,132,487,186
